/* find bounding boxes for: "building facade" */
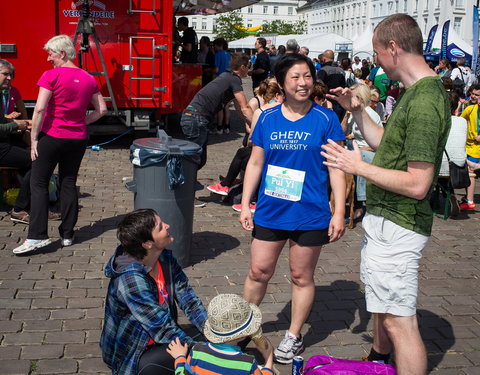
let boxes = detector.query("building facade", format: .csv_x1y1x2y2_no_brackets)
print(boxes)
297,0,475,44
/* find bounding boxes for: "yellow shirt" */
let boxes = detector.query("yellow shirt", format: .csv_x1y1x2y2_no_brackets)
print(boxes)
461,104,480,158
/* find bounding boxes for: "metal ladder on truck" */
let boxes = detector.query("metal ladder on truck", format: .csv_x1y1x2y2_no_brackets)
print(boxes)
73,0,125,125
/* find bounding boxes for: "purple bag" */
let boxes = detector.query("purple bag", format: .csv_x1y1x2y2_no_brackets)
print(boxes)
304,355,397,375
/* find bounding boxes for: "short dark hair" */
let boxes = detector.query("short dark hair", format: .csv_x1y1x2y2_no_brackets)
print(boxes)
310,81,329,101
274,53,316,87
277,45,286,54
213,38,225,47
470,83,480,92
177,16,188,27
441,77,453,91
230,52,249,70
257,37,267,48
117,209,157,259
341,58,351,70
447,91,459,115
374,13,423,55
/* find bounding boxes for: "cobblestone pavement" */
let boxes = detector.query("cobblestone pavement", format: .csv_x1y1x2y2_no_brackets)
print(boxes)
1,85,480,374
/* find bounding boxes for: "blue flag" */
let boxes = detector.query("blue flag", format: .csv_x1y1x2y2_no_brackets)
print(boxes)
441,21,450,60
473,6,480,74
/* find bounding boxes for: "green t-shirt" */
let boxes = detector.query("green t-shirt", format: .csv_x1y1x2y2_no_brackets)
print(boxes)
366,76,451,236
369,67,392,101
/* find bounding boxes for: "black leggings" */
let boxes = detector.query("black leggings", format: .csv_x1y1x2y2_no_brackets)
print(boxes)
137,344,175,375
28,134,87,240
221,147,252,187
0,142,32,212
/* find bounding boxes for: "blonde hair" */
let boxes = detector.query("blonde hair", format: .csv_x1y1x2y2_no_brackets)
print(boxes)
44,35,76,60
350,83,371,107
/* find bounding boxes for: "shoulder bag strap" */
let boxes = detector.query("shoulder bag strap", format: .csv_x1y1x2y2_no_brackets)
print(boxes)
444,149,451,162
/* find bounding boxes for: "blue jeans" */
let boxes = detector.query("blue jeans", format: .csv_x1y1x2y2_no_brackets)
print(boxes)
180,111,210,170
356,150,375,202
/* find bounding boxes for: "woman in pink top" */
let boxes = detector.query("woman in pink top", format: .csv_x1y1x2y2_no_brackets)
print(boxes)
13,35,107,255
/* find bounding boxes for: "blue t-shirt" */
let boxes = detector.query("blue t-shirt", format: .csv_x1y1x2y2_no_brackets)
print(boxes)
251,103,345,230
215,50,231,76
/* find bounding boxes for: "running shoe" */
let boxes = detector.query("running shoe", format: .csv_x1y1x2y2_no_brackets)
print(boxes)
232,203,256,213
273,331,304,364
10,210,30,224
194,198,206,208
207,183,229,196
13,239,52,255
61,237,75,247
459,201,475,211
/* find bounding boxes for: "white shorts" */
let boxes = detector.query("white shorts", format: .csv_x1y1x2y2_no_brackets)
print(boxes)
360,213,429,316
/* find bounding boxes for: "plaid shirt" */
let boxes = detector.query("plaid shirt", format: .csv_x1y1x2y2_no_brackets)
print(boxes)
100,247,207,375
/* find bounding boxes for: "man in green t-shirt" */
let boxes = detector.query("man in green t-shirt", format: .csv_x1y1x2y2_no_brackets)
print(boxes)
322,14,450,375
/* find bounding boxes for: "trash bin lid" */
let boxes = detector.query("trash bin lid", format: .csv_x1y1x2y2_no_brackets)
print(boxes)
133,137,201,156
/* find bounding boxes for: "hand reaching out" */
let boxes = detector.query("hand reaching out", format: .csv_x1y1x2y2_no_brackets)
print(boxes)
166,337,189,359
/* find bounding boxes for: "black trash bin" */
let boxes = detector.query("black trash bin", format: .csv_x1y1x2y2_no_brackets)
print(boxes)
126,130,201,267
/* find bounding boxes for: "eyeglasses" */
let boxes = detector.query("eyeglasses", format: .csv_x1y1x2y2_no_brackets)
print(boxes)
0,71,12,78
370,99,380,104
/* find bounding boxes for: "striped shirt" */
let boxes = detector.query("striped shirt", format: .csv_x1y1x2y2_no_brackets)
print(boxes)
174,342,274,375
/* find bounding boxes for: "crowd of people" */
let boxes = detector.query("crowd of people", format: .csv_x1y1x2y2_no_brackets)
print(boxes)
97,13,473,375
2,11,478,375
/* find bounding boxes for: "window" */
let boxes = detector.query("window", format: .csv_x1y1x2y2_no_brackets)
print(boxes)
455,0,465,7
192,22,197,29
202,21,207,30
247,20,252,28
273,6,278,15
263,5,268,14
248,6,253,14
288,7,293,15
424,18,428,34
414,0,418,12
454,17,462,33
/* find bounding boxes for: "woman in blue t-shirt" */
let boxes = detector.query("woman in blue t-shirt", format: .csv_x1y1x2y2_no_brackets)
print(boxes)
239,53,346,364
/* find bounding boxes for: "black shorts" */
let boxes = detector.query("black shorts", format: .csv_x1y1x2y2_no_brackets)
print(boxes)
252,224,329,247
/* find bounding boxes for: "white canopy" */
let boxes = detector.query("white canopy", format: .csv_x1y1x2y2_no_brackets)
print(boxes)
430,23,472,54
229,33,353,58
352,27,374,59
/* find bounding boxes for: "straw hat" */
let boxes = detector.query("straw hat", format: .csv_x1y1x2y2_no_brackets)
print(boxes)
203,294,262,344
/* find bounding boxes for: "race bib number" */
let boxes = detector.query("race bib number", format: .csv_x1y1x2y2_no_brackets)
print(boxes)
264,165,305,202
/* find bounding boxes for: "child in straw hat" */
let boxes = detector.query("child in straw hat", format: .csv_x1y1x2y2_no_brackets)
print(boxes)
167,293,274,375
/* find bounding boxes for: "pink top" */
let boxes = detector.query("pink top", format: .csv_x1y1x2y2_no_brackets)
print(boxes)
2,86,22,115
37,67,100,139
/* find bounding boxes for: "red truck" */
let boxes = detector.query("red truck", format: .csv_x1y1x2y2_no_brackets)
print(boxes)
0,0,257,132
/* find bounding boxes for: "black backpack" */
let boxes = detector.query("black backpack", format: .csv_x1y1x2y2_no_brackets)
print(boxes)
453,68,467,94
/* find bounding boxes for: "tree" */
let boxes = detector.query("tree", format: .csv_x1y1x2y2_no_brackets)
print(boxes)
261,20,307,35
215,10,248,41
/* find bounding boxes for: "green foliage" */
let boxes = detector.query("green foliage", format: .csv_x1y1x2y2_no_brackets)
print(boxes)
215,10,248,41
261,20,307,35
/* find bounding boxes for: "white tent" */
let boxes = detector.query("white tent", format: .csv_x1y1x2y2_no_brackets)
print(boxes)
229,33,353,58
352,27,374,59
430,23,472,55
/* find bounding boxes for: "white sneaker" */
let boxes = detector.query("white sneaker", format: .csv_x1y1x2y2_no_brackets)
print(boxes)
274,331,304,364
224,128,230,134
61,237,74,247
13,239,52,255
